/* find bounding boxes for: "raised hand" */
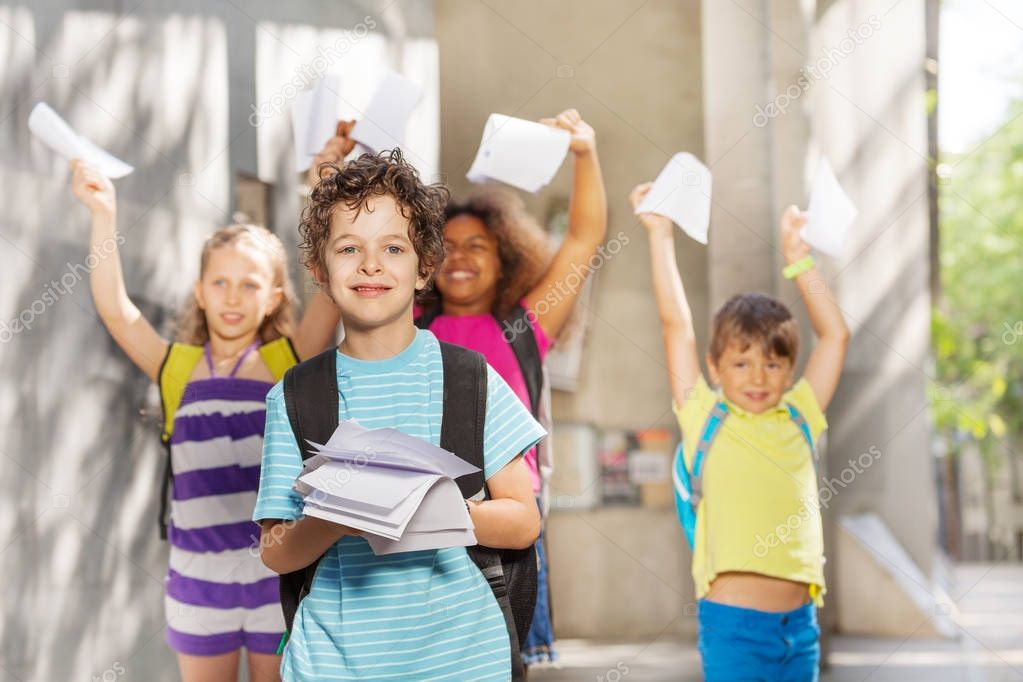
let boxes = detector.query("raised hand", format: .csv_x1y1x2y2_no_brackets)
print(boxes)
780,204,811,265
629,182,674,239
306,119,357,188
539,108,596,156
70,160,116,218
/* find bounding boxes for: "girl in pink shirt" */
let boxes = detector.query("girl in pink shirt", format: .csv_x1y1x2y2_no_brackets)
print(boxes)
418,108,607,667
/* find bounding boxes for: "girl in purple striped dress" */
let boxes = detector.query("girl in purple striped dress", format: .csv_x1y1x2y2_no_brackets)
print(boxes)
70,160,341,681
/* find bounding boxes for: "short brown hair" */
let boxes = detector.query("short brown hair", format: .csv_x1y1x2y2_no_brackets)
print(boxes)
299,149,449,298
709,293,799,364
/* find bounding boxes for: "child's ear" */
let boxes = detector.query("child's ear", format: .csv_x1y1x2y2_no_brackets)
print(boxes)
415,264,433,291
267,286,284,314
310,264,328,288
193,281,205,310
705,353,719,385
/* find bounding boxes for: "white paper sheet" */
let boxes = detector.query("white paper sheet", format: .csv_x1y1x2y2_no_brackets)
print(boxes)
295,420,481,554
298,462,438,512
466,113,571,193
366,527,478,555
291,71,344,172
316,420,480,479
350,70,422,154
803,158,857,258
635,152,712,244
28,102,134,178
365,478,477,554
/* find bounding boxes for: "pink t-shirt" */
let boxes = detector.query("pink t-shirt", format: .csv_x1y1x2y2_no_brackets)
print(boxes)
419,302,551,492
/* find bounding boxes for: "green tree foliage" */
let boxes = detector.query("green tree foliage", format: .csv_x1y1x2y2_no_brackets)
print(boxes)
934,100,1023,463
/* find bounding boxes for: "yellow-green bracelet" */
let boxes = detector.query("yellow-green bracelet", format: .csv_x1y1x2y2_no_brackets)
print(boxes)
783,256,815,279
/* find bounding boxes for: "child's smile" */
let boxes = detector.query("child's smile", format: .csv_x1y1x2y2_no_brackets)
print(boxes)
320,195,426,331
709,342,794,414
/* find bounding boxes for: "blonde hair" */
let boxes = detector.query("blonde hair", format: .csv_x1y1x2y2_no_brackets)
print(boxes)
174,224,298,345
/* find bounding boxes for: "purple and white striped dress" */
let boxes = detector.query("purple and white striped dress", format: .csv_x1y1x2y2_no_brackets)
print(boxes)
163,344,284,656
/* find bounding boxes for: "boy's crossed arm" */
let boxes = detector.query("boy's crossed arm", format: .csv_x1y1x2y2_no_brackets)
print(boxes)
630,183,703,412
260,517,356,575
780,206,850,411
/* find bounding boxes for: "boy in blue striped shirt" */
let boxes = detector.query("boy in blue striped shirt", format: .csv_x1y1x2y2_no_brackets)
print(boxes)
253,150,544,681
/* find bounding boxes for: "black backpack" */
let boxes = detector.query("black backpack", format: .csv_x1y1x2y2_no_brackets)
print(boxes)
278,341,537,680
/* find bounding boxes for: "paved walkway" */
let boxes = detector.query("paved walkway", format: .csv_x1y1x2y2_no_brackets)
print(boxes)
531,563,1023,681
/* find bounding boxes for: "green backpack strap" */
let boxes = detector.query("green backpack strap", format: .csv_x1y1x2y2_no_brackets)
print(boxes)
258,336,300,380
156,342,204,539
159,343,205,443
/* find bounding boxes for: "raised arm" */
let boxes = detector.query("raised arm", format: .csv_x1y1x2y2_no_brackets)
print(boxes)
781,205,850,410
524,109,607,340
629,182,702,410
70,160,168,381
290,123,356,359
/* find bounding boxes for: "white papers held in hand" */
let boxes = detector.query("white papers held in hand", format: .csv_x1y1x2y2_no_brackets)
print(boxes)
350,71,423,156
296,420,479,555
28,102,134,178
291,71,344,173
802,158,857,258
466,113,571,193
634,152,712,244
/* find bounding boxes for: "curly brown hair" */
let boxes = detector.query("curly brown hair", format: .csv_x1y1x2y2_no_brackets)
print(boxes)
428,187,553,319
175,223,298,345
709,293,799,365
299,149,449,300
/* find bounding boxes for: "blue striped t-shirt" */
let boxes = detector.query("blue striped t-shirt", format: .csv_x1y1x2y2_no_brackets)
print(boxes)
253,329,546,681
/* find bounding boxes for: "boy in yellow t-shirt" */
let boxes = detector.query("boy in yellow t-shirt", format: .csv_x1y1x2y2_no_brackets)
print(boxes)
630,185,850,681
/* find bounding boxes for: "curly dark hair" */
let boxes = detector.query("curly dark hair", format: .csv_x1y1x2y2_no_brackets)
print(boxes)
426,187,552,319
709,293,799,364
299,149,449,299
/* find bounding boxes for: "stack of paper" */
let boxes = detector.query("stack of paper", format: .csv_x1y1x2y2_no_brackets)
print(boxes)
292,70,423,172
634,152,713,244
350,71,423,155
467,113,571,193
28,102,134,178
802,158,857,258
291,71,345,172
296,420,480,555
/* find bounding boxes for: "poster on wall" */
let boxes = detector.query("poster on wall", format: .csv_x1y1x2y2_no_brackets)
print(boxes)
599,428,673,508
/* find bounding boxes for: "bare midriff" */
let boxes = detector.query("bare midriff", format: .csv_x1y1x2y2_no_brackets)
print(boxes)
705,571,811,612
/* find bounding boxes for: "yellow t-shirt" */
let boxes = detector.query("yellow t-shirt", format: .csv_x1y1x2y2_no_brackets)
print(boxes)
673,376,828,606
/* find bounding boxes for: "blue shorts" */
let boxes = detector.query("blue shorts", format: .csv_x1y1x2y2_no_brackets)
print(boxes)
698,599,819,681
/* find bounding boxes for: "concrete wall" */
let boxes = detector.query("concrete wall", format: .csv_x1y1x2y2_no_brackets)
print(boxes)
806,0,938,628
436,0,706,638
0,2,433,679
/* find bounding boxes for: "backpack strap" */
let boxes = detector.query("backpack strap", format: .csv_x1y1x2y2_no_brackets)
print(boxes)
499,305,543,417
158,343,204,443
278,347,340,641
688,401,729,509
784,403,818,466
438,342,488,501
259,336,300,380
156,343,204,539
